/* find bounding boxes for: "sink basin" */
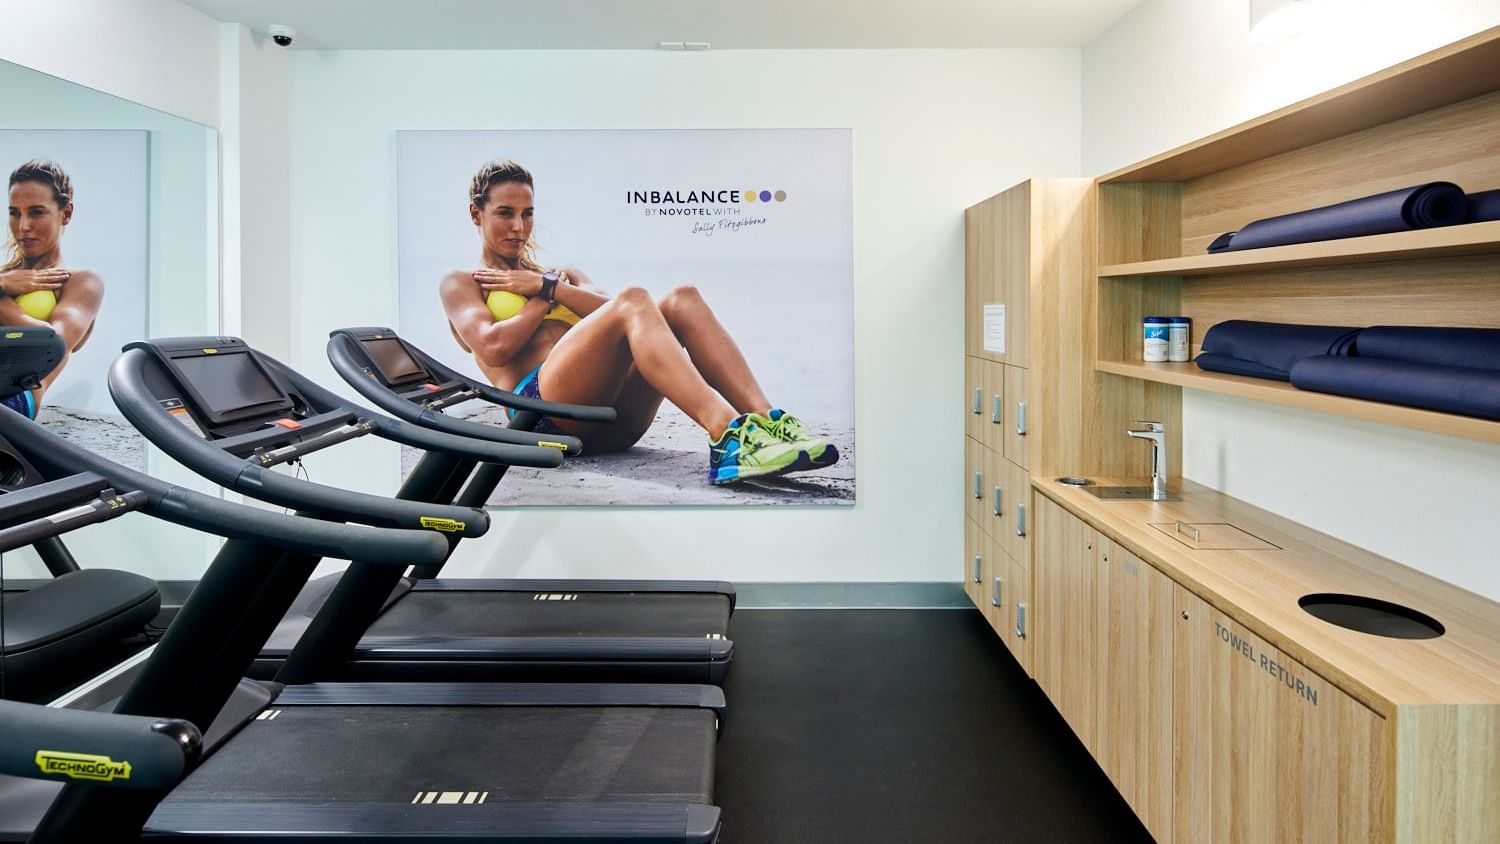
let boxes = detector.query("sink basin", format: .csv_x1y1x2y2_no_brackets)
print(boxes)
1081,485,1181,502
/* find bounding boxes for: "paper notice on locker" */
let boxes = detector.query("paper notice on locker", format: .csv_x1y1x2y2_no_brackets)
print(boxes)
983,304,1006,354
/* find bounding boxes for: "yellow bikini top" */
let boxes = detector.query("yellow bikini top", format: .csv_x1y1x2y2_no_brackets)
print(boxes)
486,290,580,327
16,290,57,320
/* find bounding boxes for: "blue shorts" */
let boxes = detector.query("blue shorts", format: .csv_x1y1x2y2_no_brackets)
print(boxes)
2,390,37,419
506,367,566,437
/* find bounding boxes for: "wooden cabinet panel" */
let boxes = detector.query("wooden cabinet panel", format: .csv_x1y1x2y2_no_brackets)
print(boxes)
963,517,985,611
1032,495,1098,750
1173,587,1388,843
964,202,994,359
1004,365,1031,470
1007,460,1032,569
982,447,1007,543
965,437,986,527
1093,539,1175,841
997,183,1030,367
964,356,985,443
1005,547,1032,676
982,359,1006,454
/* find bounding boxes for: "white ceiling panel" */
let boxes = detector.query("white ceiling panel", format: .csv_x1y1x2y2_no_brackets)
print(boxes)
178,0,1143,50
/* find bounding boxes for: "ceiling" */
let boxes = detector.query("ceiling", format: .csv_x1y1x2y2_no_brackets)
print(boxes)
178,0,1143,50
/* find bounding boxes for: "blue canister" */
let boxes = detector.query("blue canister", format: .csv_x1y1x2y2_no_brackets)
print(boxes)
1168,317,1191,362
1143,316,1169,362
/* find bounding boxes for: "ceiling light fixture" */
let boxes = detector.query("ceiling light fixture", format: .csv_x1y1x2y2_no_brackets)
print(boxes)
657,41,710,51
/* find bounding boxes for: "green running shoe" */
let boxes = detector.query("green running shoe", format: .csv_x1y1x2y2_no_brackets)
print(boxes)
708,413,804,485
763,408,839,469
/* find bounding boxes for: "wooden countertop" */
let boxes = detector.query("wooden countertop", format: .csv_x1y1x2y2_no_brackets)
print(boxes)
1034,477,1500,713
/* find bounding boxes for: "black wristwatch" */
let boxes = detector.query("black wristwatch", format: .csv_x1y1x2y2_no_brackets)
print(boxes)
539,270,560,304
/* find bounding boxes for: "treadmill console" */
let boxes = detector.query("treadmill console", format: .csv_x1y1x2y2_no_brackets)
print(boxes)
351,329,431,389
123,337,309,439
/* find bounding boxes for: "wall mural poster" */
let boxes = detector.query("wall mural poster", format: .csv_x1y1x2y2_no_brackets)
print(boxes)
396,129,854,506
1,130,149,469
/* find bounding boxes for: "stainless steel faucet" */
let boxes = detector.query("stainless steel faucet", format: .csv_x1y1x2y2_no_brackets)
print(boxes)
1127,421,1168,500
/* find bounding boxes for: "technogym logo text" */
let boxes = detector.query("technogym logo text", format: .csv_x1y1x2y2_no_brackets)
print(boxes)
627,186,783,235
35,750,133,783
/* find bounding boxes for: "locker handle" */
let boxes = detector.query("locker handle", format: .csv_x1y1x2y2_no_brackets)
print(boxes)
972,554,982,584
992,485,1003,517
972,387,982,414
1015,502,1027,537
991,394,1003,424
991,576,1003,608
1016,401,1028,435
973,471,982,499
1015,602,1028,638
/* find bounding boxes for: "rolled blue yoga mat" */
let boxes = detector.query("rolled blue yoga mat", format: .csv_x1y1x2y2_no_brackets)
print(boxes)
1355,326,1500,373
1290,356,1500,422
1208,182,1468,253
1195,320,1361,381
1467,189,1500,223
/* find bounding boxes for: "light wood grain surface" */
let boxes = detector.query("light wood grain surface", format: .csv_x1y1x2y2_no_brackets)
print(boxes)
1099,25,1500,184
1036,477,1500,709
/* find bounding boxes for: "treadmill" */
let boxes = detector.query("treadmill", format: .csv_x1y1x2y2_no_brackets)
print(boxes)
117,334,735,685
6,330,726,842
0,335,161,704
0,327,458,841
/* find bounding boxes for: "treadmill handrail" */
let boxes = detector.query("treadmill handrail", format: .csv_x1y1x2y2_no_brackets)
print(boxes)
0,700,200,791
326,332,584,454
0,403,449,565
0,471,112,529
260,353,571,468
108,348,490,538
0,488,146,554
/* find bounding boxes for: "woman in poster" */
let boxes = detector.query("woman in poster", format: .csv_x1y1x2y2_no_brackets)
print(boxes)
1,159,104,419
440,159,838,486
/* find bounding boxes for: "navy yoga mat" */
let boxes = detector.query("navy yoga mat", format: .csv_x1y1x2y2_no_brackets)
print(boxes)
1355,326,1500,372
1195,320,1360,381
1467,189,1500,223
1208,182,1468,253
1290,356,1500,422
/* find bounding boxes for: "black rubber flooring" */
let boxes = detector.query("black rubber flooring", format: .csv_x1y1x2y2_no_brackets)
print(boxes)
715,609,1154,844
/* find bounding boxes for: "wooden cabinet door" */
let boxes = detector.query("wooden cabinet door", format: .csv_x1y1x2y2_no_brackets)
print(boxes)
964,200,996,360
963,517,985,611
996,182,1030,367
982,359,1006,455
964,356,985,443
1004,364,1031,470
1173,587,1388,843
983,447,1007,544
1032,495,1098,750
1093,538,1175,841
965,438,986,527
1004,547,1032,676
1006,459,1032,569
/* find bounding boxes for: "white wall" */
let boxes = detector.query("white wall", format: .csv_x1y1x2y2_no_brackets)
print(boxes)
0,0,220,129
1083,1,1500,601
285,48,1082,583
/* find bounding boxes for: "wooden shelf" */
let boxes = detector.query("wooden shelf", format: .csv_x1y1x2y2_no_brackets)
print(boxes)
1095,359,1500,445
1099,25,1500,183
1098,221,1500,278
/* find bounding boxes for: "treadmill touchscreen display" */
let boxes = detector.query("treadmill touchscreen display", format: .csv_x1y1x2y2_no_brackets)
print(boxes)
363,337,425,383
174,352,286,416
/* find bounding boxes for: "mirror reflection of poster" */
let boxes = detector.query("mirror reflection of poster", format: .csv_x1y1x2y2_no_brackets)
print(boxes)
397,129,853,506
1,131,148,469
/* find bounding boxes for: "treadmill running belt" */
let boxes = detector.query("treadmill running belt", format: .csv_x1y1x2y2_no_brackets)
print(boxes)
162,706,716,805
370,592,732,639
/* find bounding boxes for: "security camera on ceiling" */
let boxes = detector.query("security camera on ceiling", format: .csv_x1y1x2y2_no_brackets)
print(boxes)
269,24,296,47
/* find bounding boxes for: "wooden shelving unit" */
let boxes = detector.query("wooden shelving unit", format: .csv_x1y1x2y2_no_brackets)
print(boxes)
1096,359,1500,444
1094,25,1500,444
1098,219,1500,278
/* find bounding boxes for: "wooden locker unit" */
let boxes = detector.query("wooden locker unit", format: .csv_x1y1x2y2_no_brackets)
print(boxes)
963,517,985,611
960,178,1098,672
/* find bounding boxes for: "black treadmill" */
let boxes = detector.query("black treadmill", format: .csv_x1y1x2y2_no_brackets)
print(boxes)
118,334,735,685
0,334,161,704
89,335,732,839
